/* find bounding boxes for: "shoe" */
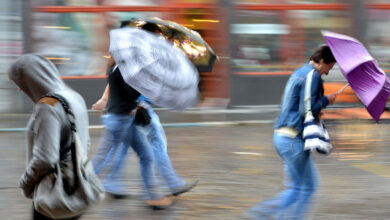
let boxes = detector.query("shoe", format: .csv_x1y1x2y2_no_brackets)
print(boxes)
171,180,198,196
108,192,129,199
145,196,174,210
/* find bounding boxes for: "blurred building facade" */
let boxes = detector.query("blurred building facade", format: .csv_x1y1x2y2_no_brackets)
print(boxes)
1,0,390,112
1,0,24,112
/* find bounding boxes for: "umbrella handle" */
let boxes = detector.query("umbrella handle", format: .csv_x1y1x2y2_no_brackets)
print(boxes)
336,83,350,94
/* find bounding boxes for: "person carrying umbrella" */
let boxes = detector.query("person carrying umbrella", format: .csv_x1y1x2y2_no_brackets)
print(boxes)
247,45,337,220
92,22,197,200
91,54,173,208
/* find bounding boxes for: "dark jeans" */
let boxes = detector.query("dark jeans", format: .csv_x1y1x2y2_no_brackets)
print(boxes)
33,205,81,220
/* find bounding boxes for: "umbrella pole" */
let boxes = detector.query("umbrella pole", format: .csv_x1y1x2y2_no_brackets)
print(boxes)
336,83,350,94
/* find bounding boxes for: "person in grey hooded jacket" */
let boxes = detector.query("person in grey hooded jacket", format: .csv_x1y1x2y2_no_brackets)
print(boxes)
8,54,90,219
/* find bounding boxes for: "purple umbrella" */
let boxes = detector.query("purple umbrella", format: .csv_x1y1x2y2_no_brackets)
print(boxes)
322,30,390,122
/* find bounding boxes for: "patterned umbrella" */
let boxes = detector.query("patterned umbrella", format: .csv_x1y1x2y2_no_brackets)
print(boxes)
109,27,199,110
322,30,390,122
122,17,217,72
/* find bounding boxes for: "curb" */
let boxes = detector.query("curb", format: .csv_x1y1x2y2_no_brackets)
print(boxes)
0,120,275,132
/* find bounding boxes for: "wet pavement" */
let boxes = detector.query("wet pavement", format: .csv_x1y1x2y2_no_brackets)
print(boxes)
1,105,389,129
1,115,390,219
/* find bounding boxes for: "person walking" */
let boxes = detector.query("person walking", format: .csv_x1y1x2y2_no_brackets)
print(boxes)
247,45,337,220
91,61,173,208
93,91,198,197
8,54,91,219
92,22,197,200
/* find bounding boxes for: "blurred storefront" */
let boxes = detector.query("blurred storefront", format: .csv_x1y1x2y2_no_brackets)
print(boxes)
1,0,390,112
0,0,24,112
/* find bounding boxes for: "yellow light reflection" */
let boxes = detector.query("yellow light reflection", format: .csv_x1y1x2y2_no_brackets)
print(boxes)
183,24,195,27
45,57,71,60
338,158,365,161
192,19,220,23
43,26,72,29
181,42,207,59
103,56,111,59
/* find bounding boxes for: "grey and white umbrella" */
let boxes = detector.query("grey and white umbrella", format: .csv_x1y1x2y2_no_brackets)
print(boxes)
109,27,199,110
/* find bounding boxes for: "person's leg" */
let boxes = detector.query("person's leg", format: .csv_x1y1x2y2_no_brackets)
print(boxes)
93,113,133,194
290,156,319,219
276,136,318,220
247,133,291,219
145,108,187,191
129,124,161,200
130,124,174,209
91,115,115,175
248,133,316,220
102,141,131,196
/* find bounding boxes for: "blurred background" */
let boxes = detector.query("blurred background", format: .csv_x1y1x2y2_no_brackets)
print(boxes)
2,2,390,219
1,0,390,113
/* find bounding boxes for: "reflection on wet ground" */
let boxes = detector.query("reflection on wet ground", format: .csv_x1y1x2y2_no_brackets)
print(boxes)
328,120,390,163
1,120,389,219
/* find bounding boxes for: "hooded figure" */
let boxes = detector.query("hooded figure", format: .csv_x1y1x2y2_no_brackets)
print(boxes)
8,54,90,219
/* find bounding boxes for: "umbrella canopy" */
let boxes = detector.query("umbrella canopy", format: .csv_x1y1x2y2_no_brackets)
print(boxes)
109,27,199,110
322,30,390,122
122,17,217,72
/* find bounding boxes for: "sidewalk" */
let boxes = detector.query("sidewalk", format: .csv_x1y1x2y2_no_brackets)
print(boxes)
1,105,389,131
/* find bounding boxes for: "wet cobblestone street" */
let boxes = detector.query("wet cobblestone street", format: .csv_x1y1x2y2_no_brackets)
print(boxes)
1,120,390,219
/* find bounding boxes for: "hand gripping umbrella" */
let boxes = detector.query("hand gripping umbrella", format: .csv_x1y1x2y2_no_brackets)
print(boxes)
122,17,217,72
322,30,390,122
109,27,199,110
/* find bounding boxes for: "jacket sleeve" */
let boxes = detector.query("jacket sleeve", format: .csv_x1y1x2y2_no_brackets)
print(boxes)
310,71,329,117
19,104,62,198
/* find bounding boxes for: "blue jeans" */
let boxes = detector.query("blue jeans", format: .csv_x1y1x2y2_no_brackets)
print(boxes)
92,113,160,200
142,106,186,191
248,133,319,220
110,106,186,192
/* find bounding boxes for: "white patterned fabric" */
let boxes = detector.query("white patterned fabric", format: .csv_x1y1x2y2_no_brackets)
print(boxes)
302,70,333,156
303,112,333,156
109,27,199,110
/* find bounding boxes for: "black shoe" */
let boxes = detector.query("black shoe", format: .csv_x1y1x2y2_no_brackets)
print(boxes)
171,180,198,196
108,192,129,199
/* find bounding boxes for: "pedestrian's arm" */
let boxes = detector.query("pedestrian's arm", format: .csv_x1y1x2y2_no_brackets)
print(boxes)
19,104,61,198
310,72,334,117
92,84,109,112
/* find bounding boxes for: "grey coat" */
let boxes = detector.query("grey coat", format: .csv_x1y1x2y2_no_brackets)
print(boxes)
8,54,90,198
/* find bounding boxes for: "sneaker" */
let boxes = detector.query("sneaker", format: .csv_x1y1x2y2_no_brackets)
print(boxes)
171,180,198,196
145,196,174,210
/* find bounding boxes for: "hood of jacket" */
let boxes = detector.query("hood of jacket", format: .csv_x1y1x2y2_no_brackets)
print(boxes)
9,53,91,154
8,54,67,103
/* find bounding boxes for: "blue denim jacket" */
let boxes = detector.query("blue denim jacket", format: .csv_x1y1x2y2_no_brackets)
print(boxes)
274,63,329,134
